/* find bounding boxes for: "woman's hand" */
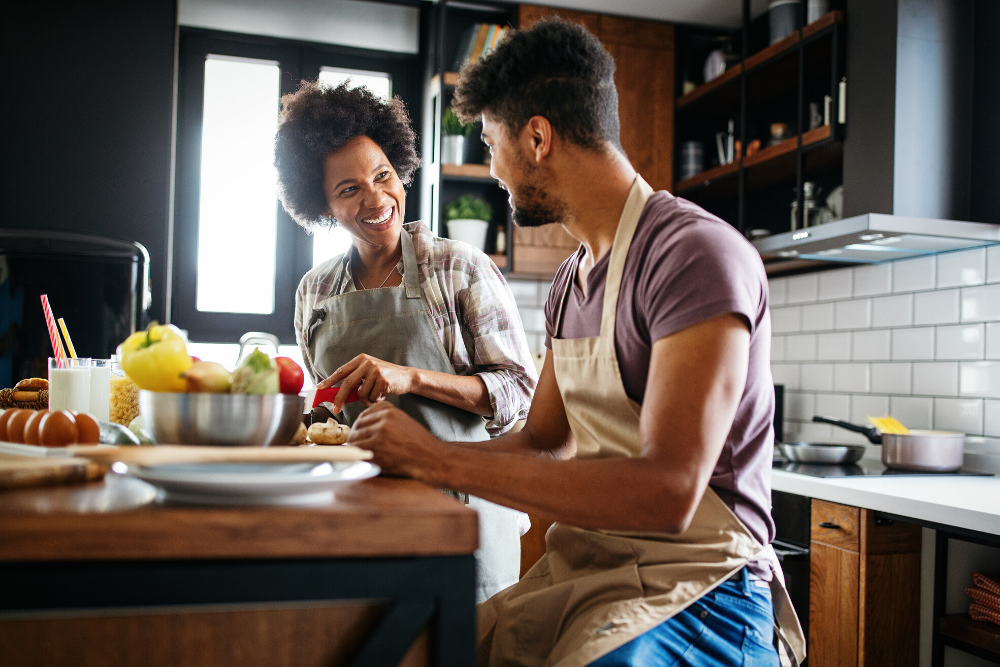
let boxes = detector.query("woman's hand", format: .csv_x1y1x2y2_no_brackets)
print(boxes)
317,354,417,412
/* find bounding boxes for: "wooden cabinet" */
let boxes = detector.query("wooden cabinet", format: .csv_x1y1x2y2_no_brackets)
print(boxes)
809,499,922,667
514,5,675,276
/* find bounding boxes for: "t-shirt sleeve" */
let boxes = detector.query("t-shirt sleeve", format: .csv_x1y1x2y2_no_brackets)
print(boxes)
640,221,766,344
544,253,578,349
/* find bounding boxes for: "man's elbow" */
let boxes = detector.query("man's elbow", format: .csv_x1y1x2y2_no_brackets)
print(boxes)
639,484,702,534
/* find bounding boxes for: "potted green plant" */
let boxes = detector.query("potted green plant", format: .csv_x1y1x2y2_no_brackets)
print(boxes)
441,107,473,166
444,194,492,252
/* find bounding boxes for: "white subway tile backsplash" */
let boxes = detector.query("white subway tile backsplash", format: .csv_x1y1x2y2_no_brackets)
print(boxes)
934,398,984,435
986,400,1000,437
851,395,889,425
872,362,912,394
937,248,987,288
935,324,985,360
852,329,891,361
890,396,934,430
912,362,959,396
872,294,913,328
786,274,819,304
801,303,835,332
893,255,936,293
892,327,935,360
817,332,852,361
769,278,788,306
853,263,892,296
771,336,786,362
914,289,960,325
800,364,834,391
771,307,802,334
815,393,850,421
771,364,800,390
834,364,870,392
835,299,872,330
818,268,853,301
786,334,817,361
960,361,1000,398
785,392,815,420
987,323,1000,360
988,246,1000,284
786,422,833,443
961,284,1000,322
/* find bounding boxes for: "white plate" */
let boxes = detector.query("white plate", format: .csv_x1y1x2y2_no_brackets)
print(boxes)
124,461,380,506
0,442,115,457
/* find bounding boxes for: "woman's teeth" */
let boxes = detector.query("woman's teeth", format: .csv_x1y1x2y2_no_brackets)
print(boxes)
363,209,392,225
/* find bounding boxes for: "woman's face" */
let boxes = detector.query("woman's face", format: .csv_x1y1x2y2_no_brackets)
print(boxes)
322,135,406,251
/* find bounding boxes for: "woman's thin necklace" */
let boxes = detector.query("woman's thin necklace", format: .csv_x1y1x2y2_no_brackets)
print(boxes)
357,264,398,290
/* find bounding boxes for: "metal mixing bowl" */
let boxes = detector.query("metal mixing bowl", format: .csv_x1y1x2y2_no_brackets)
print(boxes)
139,391,305,447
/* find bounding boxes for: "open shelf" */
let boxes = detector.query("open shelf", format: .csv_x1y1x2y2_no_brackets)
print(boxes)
441,163,493,182
677,64,741,109
675,161,738,194
488,253,507,269
746,11,844,72
940,614,1000,658
430,72,461,90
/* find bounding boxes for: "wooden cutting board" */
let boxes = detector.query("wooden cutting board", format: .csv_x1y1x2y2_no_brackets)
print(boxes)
0,453,107,490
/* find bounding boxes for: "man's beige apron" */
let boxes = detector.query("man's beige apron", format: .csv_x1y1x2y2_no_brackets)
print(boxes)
477,176,805,667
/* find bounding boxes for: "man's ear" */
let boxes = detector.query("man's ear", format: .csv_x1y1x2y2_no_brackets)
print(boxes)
523,115,553,163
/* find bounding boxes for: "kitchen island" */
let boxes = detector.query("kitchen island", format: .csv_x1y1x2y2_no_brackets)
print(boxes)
0,472,479,667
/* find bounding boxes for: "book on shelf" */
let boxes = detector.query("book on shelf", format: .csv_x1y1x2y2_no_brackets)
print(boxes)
451,24,509,71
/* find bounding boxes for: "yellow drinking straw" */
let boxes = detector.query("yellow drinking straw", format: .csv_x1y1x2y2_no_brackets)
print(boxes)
57,318,78,359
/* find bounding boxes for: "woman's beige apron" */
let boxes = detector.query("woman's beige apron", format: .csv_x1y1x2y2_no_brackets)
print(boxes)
477,177,805,667
305,224,521,603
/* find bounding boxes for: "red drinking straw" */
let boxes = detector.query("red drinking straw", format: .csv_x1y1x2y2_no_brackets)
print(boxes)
40,294,66,364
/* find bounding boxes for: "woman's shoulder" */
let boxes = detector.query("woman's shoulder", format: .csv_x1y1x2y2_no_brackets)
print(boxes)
409,221,499,277
297,253,347,301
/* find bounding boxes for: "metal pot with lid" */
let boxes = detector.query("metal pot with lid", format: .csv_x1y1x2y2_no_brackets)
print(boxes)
812,416,965,472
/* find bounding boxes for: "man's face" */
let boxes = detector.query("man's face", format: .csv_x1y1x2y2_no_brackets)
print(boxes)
481,114,567,228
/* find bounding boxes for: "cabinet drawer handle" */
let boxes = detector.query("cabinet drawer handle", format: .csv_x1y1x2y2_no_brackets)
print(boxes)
818,522,841,530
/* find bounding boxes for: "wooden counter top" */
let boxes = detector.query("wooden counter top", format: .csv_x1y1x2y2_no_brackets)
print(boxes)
0,473,479,561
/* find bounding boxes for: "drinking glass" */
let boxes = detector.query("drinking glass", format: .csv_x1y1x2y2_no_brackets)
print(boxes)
89,359,112,420
48,357,92,413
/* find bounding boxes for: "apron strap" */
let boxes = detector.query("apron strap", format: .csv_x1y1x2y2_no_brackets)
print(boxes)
400,223,422,299
599,175,654,339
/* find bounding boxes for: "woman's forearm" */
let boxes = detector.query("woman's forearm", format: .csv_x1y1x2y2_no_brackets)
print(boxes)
409,368,493,417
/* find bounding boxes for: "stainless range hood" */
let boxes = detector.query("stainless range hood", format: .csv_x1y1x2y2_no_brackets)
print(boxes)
752,214,1000,274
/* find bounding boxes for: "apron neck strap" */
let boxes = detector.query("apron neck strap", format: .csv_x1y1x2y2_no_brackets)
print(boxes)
400,224,421,299
599,175,653,339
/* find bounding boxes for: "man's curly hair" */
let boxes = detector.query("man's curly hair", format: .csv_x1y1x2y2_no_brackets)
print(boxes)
274,80,420,230
452,18,620,152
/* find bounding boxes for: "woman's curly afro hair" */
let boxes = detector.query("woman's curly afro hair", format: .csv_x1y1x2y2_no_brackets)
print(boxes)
274,80,420,231
452,18,620,152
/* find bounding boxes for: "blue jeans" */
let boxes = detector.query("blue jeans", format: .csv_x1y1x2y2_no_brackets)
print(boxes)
589,567,780,667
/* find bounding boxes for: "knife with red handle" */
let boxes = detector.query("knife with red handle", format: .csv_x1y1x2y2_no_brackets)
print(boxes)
312,386,360,408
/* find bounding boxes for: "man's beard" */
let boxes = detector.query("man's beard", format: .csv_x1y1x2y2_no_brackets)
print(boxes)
509,153,567,228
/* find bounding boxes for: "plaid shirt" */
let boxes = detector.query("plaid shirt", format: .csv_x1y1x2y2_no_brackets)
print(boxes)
295,221,537,435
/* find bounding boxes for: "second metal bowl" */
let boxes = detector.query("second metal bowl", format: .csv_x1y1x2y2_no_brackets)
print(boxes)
139,391,305,447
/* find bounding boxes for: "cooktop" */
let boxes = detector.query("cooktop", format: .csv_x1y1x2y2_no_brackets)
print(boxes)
772,460,994,478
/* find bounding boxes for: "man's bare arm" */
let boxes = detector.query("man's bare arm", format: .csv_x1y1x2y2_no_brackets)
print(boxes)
349,313,750,533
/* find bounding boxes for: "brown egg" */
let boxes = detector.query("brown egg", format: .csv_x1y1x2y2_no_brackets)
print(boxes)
22,410,49,445
5,409,33,444
38,410,79,448
0,408,17,441
75,413,101,445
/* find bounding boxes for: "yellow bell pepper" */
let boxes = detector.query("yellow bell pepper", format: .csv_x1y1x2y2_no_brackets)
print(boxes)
117,323,193,392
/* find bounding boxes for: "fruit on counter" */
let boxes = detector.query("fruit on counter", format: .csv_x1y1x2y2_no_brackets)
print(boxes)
5,409,32,443
275,357,304,395
22,410,49,445
232,348,279,395
75,413,101,445
117,322,193,392
38,410,78,447
307,419,350,445
181,361,233,393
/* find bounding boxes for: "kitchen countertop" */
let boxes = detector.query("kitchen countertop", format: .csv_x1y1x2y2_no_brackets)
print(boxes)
772,460,1000,535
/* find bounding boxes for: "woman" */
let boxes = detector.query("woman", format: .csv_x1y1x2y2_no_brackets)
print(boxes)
275,81,537,602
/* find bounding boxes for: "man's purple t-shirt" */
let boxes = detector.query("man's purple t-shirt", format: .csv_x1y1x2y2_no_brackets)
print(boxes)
544,190,777,579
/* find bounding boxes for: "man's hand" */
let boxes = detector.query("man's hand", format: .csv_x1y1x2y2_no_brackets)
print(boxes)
348,401,446,479
318,354,416,411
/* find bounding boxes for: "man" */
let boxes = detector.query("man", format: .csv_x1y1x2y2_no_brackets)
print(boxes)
347,19,805,667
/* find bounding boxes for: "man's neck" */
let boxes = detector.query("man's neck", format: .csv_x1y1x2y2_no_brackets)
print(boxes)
555,147,637,294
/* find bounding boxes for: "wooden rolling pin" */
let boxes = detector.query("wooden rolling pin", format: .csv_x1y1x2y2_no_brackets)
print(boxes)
66,445,374,467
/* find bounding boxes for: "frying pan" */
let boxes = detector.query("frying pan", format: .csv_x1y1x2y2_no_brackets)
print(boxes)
812,416,965,472
778,441,866,464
